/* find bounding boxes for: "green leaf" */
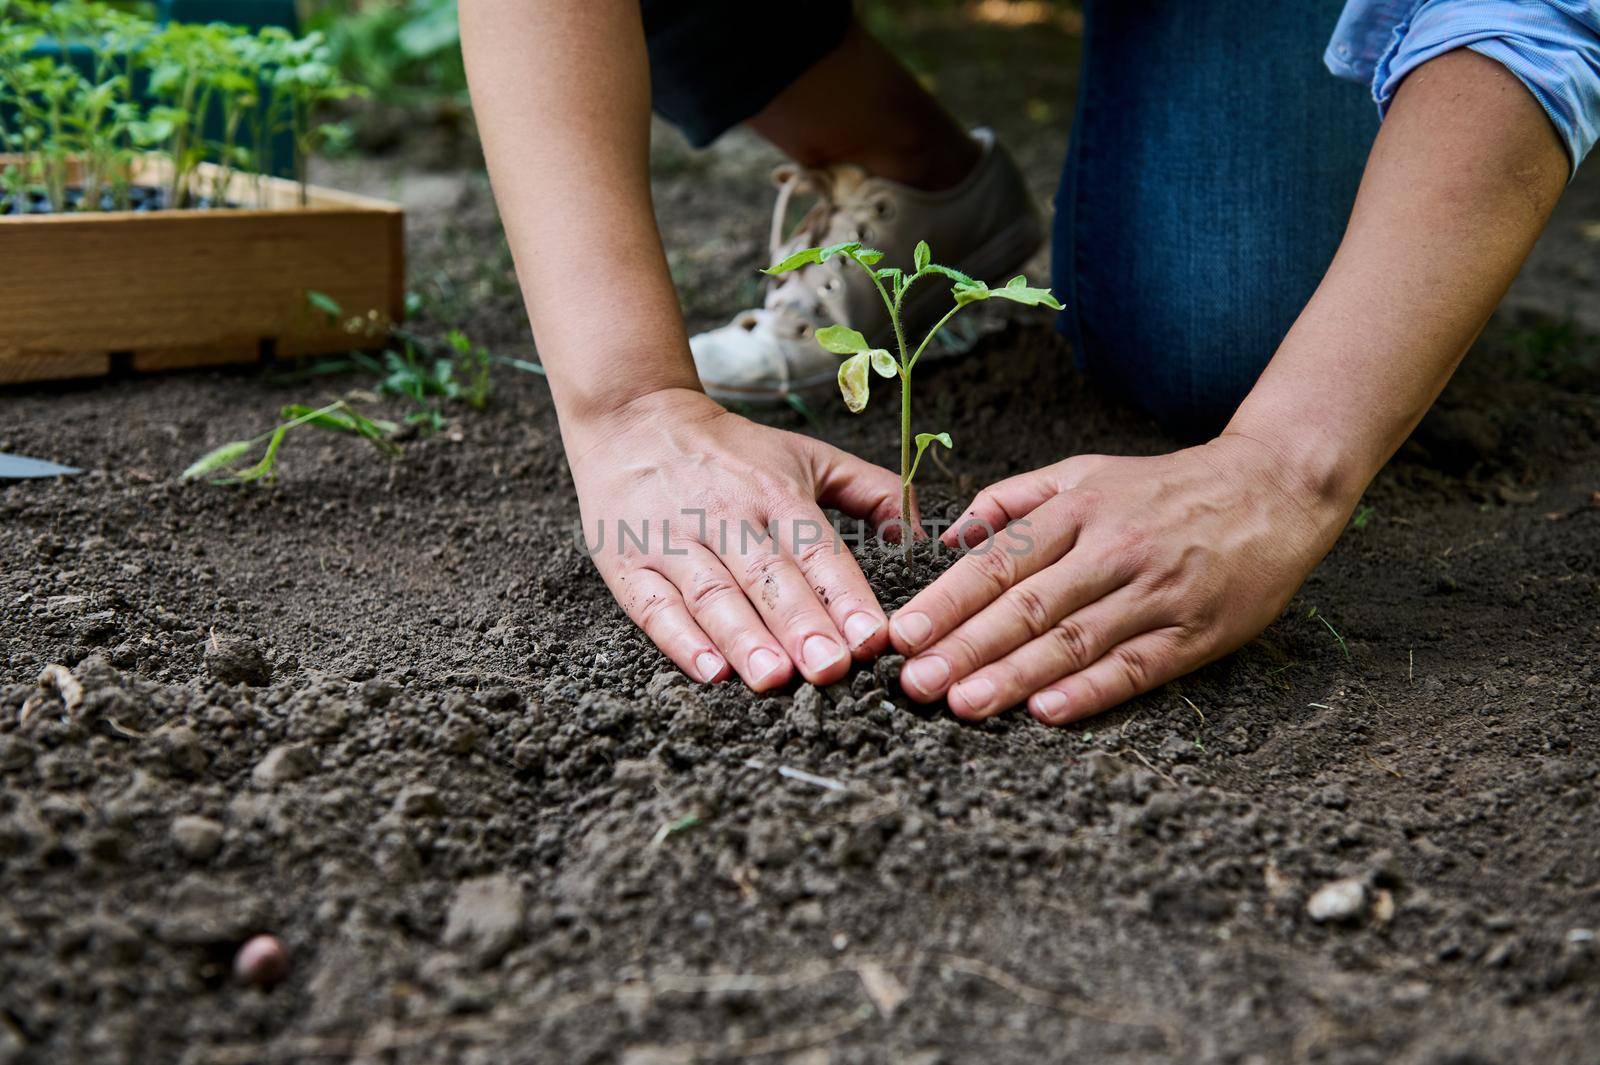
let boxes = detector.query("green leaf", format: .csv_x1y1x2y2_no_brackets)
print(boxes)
987,276,1063,309
952,280,990,307
763,240,861,275
875,267,904,295
853,247,884,266
761,250,820,276
182,439,252,480
307,290,342,320
869,349,897,378
909,431,954,483
282,402,357,432
816,324,869,355
229,423,292,483
838,352,872,413
913,241,930,272
281,403,399,446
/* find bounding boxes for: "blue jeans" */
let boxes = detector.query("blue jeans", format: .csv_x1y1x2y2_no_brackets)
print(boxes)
644,0,1379,436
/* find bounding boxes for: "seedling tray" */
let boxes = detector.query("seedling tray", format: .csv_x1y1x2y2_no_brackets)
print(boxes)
0,155,403,385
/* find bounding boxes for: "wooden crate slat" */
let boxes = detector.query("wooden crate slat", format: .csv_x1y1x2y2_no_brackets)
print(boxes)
0,156,403,386
132,340,263,373
0,352,111,383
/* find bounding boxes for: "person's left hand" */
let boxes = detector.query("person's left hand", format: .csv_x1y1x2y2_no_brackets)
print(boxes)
887,434,1355,725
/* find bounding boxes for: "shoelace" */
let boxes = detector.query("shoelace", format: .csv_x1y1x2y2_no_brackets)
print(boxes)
767,163,838,266
763,163,885,323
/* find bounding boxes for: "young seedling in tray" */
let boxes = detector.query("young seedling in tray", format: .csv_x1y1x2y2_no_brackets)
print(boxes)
764,239,1061,553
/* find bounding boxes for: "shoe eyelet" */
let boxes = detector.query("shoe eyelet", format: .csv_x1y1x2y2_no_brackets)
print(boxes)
874,200,894,221
821,277,840,294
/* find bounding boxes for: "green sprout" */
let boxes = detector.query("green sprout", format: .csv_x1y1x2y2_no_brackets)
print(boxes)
181,291,518,484
182,400,398,485
763,239,1061,550
0,0,359,213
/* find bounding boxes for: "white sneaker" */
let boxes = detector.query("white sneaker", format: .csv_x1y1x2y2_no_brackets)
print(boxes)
690,128,1044,404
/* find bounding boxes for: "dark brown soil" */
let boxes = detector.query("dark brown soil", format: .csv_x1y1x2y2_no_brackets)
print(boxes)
4,13,1600,1065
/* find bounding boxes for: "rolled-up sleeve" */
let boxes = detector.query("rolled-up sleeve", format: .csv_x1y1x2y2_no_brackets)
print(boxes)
1373,0,1600,176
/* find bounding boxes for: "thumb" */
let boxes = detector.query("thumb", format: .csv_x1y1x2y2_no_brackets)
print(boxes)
943,468,1060,548
810,441,922,540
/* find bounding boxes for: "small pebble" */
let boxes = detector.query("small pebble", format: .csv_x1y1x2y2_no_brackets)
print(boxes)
151,725,208,776
252,744,316,788
787,685,824,739
1306,877,1368,923
393,785,443,818
204,635,272,687
233,934,289,986
203,633,272,684
171,815,224,862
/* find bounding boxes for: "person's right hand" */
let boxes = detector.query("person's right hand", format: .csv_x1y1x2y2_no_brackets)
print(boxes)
564,387,908,691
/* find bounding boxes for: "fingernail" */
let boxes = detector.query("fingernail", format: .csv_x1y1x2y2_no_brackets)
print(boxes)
843,611,882,649
749,647,784,683
891,611,932,648
902,655,950,695
694,651,723,683
802,634,846,673
953,677,995,713
1033,690,1068,722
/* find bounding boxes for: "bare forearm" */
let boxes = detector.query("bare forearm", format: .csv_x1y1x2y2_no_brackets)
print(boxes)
1228,49,1568,505
458,0,698,431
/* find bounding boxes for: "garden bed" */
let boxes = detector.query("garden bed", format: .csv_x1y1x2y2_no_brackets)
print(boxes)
0,155,403,385
1,299,1598,1061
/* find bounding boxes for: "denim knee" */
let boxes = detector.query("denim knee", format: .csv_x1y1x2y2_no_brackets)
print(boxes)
1055,0,1379,438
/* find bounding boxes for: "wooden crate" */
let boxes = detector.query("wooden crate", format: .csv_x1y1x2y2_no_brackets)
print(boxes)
0,156,403,385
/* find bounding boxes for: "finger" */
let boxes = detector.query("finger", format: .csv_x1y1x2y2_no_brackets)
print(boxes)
772,503,889,659
604,565,729,685
941,470,1062,549
714,523,852,685
890,492,1084,658
943,589,1163,719
898,556,1124,703
1026,626,1194,726
658,544,793,691
811,440,921,542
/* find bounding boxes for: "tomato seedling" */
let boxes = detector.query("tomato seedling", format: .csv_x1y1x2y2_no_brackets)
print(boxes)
764,240,1061,549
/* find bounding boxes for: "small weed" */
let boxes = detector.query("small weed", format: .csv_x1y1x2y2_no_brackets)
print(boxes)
651,813,701,847
183,291,514,484
784,392,825,433
1350,504,1377,530
182,400,397,484
1307,606,1353,663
